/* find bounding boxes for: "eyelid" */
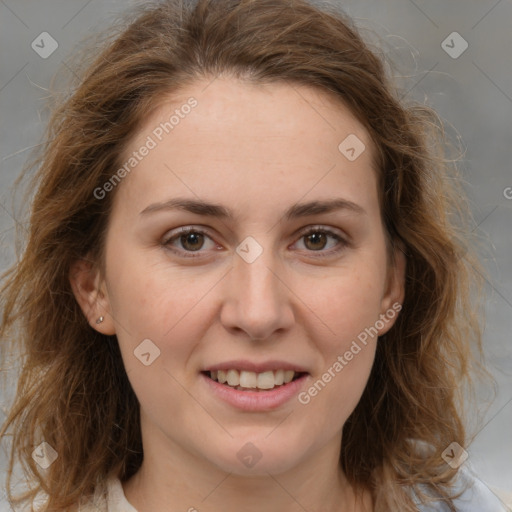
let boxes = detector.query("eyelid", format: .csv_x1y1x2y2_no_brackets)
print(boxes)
296,224,347,240
162,225,212,244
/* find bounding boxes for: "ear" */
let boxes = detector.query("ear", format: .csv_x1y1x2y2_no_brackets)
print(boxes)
69,257,116,335
377,243,406,336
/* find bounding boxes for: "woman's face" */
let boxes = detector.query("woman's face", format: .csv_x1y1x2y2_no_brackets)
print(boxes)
75,78,404,476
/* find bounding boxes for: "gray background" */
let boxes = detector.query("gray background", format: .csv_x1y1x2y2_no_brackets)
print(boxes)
0,0,511,509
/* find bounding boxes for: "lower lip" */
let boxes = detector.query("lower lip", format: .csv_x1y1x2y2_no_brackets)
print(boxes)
201,372,309,411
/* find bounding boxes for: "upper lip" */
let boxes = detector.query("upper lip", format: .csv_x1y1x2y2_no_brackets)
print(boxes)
202,359,310,374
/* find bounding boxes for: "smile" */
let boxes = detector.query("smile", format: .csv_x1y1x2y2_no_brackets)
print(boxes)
200,369,309,411
204,369,304,391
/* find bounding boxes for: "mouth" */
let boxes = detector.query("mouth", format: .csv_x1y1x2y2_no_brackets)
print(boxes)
201,369,308,392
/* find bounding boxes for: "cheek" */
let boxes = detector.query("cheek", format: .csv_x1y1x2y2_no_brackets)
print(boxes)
300,263,386,350
292,260,385,419
106,263,208,415
106,242,209,336
296,312,378,441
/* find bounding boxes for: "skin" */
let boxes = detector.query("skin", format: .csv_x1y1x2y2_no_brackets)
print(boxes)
71,77,405,512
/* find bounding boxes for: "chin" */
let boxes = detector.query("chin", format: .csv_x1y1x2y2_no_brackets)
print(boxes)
202,435,307,476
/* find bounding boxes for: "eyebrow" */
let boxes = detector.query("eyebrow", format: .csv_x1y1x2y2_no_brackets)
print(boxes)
139,197,366,220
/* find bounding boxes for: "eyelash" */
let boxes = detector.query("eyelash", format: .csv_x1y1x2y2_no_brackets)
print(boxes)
162,225,348,259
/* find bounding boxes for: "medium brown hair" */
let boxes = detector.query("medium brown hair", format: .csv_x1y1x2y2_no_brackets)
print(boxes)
1,0,487,510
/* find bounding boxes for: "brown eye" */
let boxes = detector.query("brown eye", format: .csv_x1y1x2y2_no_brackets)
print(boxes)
303,232,329,251
295,227,347,257
180,232,205,251
163,227,218,258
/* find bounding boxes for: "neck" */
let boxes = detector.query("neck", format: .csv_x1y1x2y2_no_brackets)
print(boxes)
122,423,372,512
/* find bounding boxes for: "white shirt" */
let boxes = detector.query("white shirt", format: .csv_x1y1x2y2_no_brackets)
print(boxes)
78,476,137,512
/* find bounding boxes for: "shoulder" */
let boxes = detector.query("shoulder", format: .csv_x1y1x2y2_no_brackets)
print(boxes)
10,479,110,512
74,475,136,512
8,475,136,512
450,465,510,512
412,464,510,511
104,476,138,512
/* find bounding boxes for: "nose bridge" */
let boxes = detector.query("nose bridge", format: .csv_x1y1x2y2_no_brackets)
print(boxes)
237,250,279,302
221,238,294,339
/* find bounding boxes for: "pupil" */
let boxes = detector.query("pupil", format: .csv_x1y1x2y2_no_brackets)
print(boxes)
306,232,326,250
182,232,203,251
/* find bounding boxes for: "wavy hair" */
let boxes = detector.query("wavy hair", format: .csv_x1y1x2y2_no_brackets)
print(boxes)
1,0,488,510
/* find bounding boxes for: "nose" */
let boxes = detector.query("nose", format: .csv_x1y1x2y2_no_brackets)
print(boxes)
219,244,295,341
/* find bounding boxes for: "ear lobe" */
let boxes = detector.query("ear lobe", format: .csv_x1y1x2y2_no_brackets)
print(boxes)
378,245,406,336
69,258,116,335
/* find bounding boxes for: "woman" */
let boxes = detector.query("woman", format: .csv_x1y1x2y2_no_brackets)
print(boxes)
0,0,506,510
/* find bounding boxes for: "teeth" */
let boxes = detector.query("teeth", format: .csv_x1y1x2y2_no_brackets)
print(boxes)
257,371,275,389
239,370,257,388
226,369,239,387
208,369,301,390
283,370,295,384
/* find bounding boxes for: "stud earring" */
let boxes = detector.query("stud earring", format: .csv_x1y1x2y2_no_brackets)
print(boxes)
95,316,104,324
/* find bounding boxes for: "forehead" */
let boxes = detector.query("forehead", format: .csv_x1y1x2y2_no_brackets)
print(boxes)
113,78,380,221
